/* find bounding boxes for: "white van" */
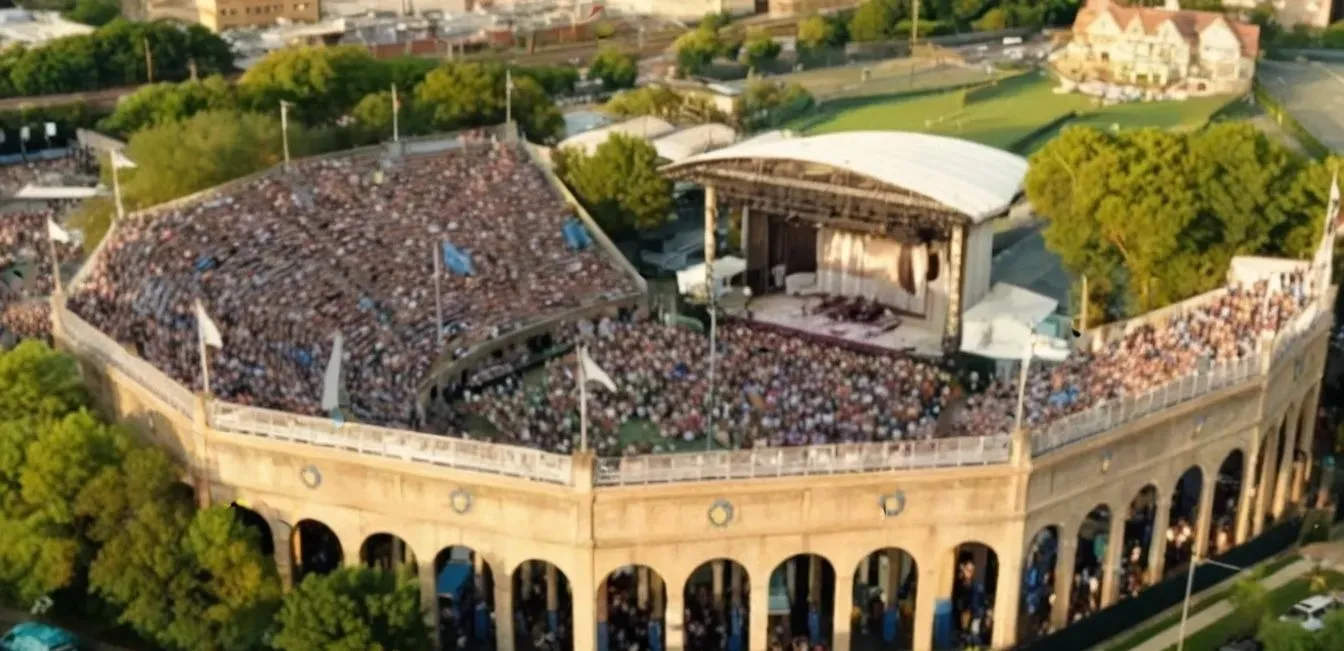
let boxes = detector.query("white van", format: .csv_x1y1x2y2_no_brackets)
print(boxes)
1279,594,1344,631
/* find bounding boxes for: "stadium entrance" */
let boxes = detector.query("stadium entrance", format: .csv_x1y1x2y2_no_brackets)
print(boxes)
660,131,1025,357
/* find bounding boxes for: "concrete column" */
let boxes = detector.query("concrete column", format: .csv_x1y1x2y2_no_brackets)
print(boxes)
420,557,441,649
1273,407,1302,518
1299,386,1321,505
731,563,743,608
638,567,650,610
991,549,1021,649
833,573,854,651
1254,424,1283,536
653,573,666,619
1100,513,1124,608
786,560,798,609
596,579,609,651
495,575,515,651
663,575,683,651
808,556,821,605
474,551,486,591
546,563,559,628
523,560,534,598
749,579,769,651
391,538,405,571
911,563,942,651
877,554,891,607
1147,494,1172,584
713,560,725,606
858,556,871,589
885,550,902,606
273,522,294,591
1235,447,1261,545
1194,474,1217,560
1050,537,1076,630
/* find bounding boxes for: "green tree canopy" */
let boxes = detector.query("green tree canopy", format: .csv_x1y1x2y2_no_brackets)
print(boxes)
414,62,564,142
588,45,638,90
350,90,429,145
238,45,386,125
1026,123,1337,320
742,29,782,71
63,0,121,26
99,74,237,136
672,26,720,77
796,15,840,52
271,566,430,651
604,86,729,124
553,133,672,237
849,0,900,42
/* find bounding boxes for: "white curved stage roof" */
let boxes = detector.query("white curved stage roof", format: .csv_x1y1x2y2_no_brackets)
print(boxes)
664,131,1029,223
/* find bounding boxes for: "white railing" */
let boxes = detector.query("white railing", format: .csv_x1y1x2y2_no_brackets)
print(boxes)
58,307,197,418
1272,303,1332,365
1030,354,1261,455
593,435,1012,486
208,402,575,486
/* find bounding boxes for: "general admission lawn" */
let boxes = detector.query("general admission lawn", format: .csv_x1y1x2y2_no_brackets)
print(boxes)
787,71,1235,154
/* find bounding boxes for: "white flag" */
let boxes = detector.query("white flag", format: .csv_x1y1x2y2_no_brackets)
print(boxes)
578,346,616,392
321,332,344,412
110,150,137,170
46,219,70,244
194,300,224,349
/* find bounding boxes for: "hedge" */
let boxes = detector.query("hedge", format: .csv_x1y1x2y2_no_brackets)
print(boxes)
1004,110,1079,155
959,70,1032,108
1253,78,1332,160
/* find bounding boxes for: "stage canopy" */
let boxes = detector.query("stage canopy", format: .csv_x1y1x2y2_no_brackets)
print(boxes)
676,255,746,296
959,282,1060,360
13,184,102,200
660,131,1029,236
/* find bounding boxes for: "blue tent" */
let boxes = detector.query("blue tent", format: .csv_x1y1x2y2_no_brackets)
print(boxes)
437,563,471,598
442,242,475,276
1,622,78,651
932,599,953,649
563,219,593,251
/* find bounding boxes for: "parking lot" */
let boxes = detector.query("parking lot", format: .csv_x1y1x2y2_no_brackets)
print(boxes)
1258,59,1344,153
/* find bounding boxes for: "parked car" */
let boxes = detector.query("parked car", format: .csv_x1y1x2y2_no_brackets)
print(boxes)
0,622,80,651
1279,594,1344,631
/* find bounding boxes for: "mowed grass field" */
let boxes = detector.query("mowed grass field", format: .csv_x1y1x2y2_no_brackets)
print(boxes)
788,71,1235,154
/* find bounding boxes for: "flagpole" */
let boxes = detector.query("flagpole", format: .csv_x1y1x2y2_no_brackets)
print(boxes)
198,319,212,397
578,344,589,453
1014,340,1034,433
392,83,400,144
432,241,444,346
505,69,513,127
280,101,291,170
46,225,62,296
111,154,125,221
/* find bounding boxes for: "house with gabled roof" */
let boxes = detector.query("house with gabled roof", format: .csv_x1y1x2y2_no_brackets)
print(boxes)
1051,0,1261,95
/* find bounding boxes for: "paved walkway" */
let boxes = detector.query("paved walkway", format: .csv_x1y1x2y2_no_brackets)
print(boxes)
1125,559,1312,651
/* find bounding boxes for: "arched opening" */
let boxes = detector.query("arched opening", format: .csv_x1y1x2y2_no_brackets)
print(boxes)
1211,450,1244,554
766,554,835,651
360,533,418,574
684,559,750,651
292,519,343,585
1019,527,1057,643
1164,466,1203,579
170,481,197,506
1266,419,1290,528
1293,404,1314,507
938,543,996,650
852,548,917,650
434,546,495,651
1070,505,1111,623
513,560,572,651
228,503,275,556
1117,485,1158,602
601,565,668,651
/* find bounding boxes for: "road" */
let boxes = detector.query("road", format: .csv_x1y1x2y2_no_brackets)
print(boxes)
1258,59,1344,153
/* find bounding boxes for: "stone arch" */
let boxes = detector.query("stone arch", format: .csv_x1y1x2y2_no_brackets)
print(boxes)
228,502,275,557
1019,526,1058,644
512,559,572,651
359,532,419,574
765,553,837,651
1211,450,1244,553
684,558,750,651
939,541,997,650
292,519,343,585
1163,466,1204,580
600,564,669,651
433,545,495,651
1116,484,1159,602
850,547,917,651
1069,504,1111,623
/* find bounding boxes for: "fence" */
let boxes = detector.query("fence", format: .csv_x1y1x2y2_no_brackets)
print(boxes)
1030,355,1262,456
57,307,196,418
208,402,575,486
593,435,1012,486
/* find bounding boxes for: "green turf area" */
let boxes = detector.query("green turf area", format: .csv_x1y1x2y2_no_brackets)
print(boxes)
1106,554,1301,651
1155,566,1344,651
788,72,1234,154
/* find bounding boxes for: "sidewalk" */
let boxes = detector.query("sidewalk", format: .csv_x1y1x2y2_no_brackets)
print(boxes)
1125,559,1312,651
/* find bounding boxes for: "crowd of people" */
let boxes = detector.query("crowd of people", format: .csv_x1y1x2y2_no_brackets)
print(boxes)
0,150,94,197
69,139,637,427
0,209,82,342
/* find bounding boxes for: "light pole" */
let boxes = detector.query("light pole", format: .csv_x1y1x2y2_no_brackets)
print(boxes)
1176,556,1244,651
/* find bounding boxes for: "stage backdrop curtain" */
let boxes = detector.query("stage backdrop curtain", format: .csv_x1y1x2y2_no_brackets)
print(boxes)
816,228,927,314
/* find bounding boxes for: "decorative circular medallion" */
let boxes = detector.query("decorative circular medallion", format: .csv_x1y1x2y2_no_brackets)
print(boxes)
450,488,474,515
299,465,322,490
878,491,906,518
707,499,735,528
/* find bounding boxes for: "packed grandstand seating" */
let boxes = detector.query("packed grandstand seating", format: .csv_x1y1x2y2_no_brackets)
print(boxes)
0,210,81,342
68,139,640,428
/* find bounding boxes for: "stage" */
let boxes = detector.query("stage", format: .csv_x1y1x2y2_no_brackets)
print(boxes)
728,293,947,358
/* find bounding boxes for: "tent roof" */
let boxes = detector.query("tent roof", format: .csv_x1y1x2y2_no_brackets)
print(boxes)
662,131,1028,222
13,184,101,200
652,124,738,164
676,255,746,295
557,116,677,155
960,283,1061,360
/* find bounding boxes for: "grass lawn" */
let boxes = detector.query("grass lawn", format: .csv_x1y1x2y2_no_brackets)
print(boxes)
788,71,1234,154
1156,567,1344,651
1106,554,1301,651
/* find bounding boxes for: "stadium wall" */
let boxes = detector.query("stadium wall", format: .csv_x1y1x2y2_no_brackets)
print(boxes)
47,281,1333,651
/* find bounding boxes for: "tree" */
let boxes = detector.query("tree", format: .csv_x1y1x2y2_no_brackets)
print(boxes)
553,133,672,236
849,0,898,42
1257,619,1322,651
99,75,237,136
588,45,638,90
271,566,430,651
742,29,782,71
63,0,120,26
1228,570,1270,626
414,62,564,142
797,15,839,53
349,90,426,145
238,46,386,125
973,7,1008,31
741,80,815,130
0,341,88,430
515,64,580,96
1026,124,1333,319
672,26,719,77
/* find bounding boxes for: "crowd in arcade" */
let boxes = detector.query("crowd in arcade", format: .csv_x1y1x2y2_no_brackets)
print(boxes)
68,138,638,428
0,210,82,342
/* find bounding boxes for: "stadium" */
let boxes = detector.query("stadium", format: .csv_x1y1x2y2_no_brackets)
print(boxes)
36,124,1334,651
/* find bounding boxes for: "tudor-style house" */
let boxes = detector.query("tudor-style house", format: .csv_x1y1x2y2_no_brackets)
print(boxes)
1052,0,1261,95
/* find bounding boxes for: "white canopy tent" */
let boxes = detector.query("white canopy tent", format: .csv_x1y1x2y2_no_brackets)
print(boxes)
13,184,102,200
676,256,746,297
960,282,1063,360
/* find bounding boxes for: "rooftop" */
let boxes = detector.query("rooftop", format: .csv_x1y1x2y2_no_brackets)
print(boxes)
0,9,94,48
1073,0,1261,57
